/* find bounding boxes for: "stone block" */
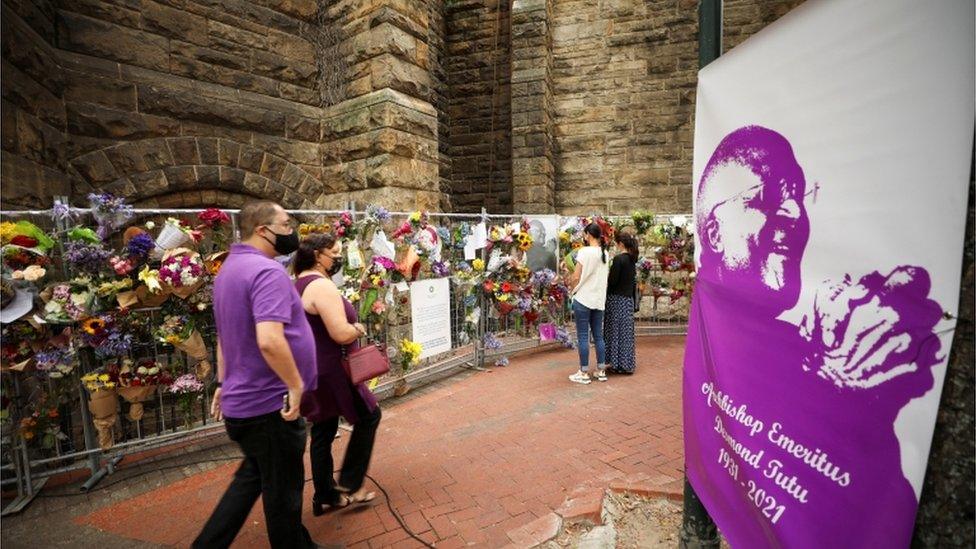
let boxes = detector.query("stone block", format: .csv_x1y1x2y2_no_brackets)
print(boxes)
64,69,137,111
215,139,241,167
66,102,180,140
242,171,272,195
104,138,174,175
207,19,265,51
251,134,320,166
195,165,220,188
137,84,288,135
218,166,246,192
365,154,437,192
347,22,418,67
58,11,169,71
251,50,317,88
1,151,71,207
258,153,287,181
166,137,201,166
1,60,65,128
369,101,437,140
70,150,118,184
59,0,141,29
170,40,249,71
141,0,208,45
14,110,63,167
197,137,219,164
323,128,437,165
129,169,169,196
163,165,198,191
370,54,431,100
286,115,320,142
267,29,315,64
237,145,265,173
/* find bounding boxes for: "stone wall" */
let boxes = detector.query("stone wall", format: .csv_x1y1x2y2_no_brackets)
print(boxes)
445,0,512,213
55,0,325,209
1,0,71,208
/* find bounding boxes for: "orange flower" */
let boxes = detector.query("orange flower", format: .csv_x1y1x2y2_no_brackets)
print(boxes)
81,317,106,335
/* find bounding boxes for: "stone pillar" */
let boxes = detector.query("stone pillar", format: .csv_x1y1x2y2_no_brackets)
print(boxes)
321,0,444,211
510,0,555,214
321,88,441,212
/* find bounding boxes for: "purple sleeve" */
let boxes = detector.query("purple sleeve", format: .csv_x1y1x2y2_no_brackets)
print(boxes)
251,267,295,324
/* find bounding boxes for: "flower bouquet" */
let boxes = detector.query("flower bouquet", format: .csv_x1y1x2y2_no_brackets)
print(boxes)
43,279,93,323
18,392,64,449
196,208,231,251
155,314,212,379
394,338,422,396
116,358,171,421
168,373,204,429
34,346,76,379
159,248,205,299
79,313,132,359
81,368,118,449
89,193,133,239
154,218,202,257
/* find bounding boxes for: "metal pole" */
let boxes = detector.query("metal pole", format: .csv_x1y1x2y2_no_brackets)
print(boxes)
680,1,722,547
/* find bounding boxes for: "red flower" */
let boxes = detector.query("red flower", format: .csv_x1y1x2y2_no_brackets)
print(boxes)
501,282,512,293
197,208,230,228
483,281,495,292
9,235,38,248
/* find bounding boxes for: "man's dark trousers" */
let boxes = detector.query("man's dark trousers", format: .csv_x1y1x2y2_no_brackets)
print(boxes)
192,412,314,548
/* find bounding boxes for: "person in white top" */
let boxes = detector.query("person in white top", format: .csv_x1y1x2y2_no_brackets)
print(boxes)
563,223,610,384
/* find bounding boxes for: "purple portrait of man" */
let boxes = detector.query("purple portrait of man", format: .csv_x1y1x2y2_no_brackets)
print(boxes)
684,126,944,547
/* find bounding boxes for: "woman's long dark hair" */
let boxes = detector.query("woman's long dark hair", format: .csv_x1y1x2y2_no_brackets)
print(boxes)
583,223,607,263
292,233,337,274
616,231,639,262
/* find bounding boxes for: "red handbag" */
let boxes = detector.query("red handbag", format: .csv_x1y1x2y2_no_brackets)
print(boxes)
341,343,390,385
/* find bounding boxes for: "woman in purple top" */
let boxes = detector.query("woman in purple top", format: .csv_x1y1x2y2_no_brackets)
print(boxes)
293,233,381,515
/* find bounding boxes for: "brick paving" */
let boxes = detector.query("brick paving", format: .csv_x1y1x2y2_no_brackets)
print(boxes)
1,335,685,548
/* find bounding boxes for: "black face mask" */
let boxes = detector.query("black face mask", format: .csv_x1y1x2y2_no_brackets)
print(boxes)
326,256,343,276
262,229,299,256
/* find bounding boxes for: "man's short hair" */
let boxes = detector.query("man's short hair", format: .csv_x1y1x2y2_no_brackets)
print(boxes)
239,201,280,237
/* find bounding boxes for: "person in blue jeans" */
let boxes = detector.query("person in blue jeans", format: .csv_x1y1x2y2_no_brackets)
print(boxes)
564,223,610,384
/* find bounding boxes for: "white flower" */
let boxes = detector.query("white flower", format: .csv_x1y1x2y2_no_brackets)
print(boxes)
148,367,160,375
137,367,148,375
671,215,688,227
196,303,206,311
146,221,156,230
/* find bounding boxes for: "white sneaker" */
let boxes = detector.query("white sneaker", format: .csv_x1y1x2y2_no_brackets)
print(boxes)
569,371,592,384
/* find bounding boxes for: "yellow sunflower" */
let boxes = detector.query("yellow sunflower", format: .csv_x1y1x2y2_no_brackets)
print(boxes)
81,317,106,335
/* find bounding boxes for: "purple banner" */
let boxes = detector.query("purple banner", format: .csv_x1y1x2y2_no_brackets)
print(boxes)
683,126,946,547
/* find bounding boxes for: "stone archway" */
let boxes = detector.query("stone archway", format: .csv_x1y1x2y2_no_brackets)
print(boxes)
68,137,324,210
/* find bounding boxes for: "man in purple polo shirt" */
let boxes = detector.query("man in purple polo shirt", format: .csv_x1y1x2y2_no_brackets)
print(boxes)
193,201,322,549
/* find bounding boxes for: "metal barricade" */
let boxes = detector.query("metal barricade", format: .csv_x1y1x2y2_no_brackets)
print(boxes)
0,204,691,514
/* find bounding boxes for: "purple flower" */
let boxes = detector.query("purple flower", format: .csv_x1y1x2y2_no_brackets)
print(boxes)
88,192,132,238
432,261,450,278
530,269,557,288
366,205,391,223
168,373,204,394
555,326,574,349
63,241,111,275
483,332,503,350
52,200,76,222
456,262,472,273
516,295,533,313
127,233,155,259
374,256,396,270
94,331,132,359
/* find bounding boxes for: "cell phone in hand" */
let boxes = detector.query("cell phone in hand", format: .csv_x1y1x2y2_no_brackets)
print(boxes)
282,393,289,413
